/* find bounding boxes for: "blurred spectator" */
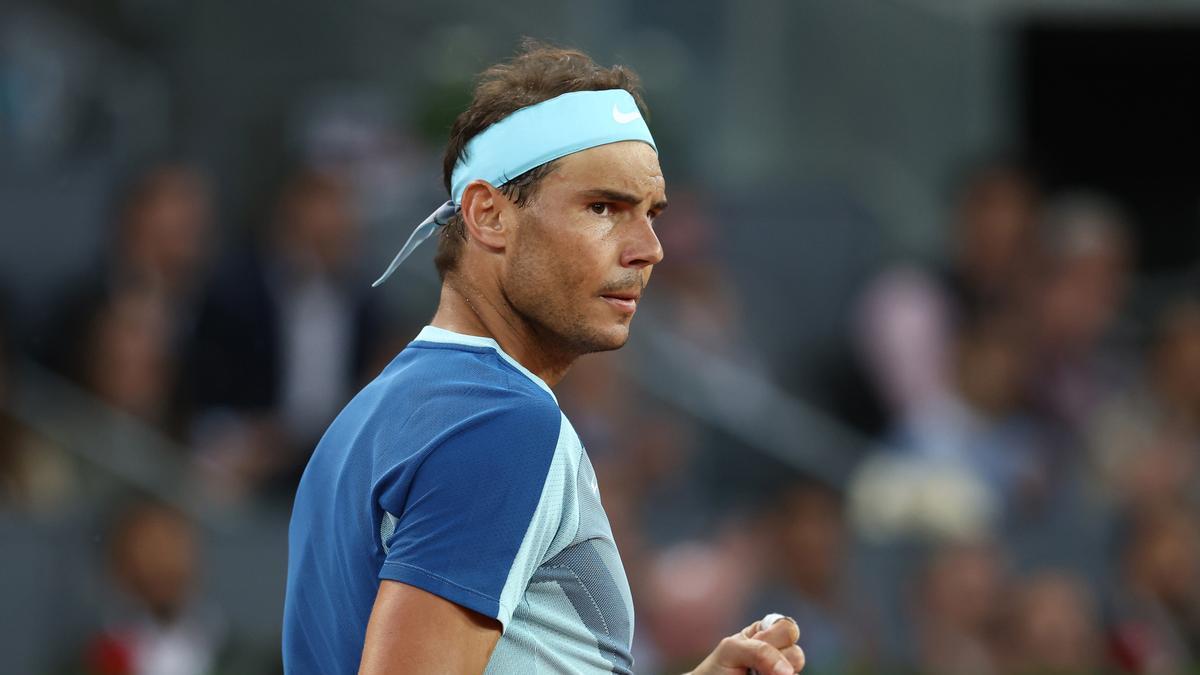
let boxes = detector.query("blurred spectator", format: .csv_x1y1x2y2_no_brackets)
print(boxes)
636,537,755,675
1001,571,1103,674
925,309,1042,499
81,500,228,675
937,309,1046,513
110,165,214,300
854,159,1040,434
746,480,877,674
912,541,1006,675
38,163,214,394
945,159,1041,315
849,451,997,542
649,190,759,365
1089,298,1200,510
849,309,1046,538
1110,503,1200,674
80,286,176,430
856,266,955,426
1030,192,1134,434
0,295,72,512
186,169,385,499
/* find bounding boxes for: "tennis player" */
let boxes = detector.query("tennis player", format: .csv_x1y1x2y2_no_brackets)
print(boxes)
282,41,805,675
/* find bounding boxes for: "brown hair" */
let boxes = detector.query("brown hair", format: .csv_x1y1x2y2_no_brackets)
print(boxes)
434,39,648,279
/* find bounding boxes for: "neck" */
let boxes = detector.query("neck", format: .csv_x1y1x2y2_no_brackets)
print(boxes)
430,275,575,387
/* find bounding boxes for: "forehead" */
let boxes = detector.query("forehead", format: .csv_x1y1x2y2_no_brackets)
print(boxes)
546,141,665,197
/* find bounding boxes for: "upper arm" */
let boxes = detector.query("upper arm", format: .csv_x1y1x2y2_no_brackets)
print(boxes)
358,580,501,675
377,395,565,627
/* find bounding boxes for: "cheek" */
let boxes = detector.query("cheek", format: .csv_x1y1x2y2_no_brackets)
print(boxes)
515,217,609,294
528,245,592,312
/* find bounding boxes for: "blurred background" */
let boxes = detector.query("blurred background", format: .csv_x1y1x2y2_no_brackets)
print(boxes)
4,0,1200,673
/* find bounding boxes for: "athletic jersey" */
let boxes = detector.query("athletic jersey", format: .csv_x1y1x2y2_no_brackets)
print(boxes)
283,326,634,674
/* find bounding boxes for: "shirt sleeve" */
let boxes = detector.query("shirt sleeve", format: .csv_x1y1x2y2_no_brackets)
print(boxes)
377,396,565,627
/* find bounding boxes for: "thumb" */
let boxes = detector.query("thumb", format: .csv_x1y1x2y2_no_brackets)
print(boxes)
751,615,800,650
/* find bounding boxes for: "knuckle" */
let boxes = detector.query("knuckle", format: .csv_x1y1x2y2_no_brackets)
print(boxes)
755,641,777,661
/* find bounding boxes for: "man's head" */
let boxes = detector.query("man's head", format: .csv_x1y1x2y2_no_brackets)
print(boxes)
108,500,198,623
273,169,359,274
117,163,212,289
437,41,666,355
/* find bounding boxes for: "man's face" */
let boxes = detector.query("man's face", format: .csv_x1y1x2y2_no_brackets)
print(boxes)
502,141,666,355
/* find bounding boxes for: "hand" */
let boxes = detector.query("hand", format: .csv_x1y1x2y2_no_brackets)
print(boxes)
686,616,805,675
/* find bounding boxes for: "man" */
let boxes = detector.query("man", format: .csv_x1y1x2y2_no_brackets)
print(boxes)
283,41,805,675
188,170,382,496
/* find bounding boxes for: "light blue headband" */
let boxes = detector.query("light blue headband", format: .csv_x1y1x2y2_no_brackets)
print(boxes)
372,89,657,286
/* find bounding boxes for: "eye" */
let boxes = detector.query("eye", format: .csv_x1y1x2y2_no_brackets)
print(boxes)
589,202,611,216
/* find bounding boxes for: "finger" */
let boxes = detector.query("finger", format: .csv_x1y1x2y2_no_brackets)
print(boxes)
749,640,796,675
715,636,794,675
780,644,806,672
740,620,763,639
750,616,800,650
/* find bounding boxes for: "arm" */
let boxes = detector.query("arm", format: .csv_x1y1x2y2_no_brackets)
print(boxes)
358,580,501,675
368,397,562,673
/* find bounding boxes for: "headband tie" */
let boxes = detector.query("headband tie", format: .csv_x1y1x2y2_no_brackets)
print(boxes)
373,89,656,287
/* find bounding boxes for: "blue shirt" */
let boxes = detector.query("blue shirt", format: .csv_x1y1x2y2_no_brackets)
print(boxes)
283,326,634,674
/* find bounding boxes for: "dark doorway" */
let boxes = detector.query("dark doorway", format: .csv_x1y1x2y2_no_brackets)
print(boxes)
1019,21,1200,273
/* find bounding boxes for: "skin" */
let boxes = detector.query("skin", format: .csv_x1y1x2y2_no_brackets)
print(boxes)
359,140,804,675
359,582,502,674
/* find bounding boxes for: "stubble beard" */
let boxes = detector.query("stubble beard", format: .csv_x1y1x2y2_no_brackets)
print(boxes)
503,261,631,361
503,238,633,361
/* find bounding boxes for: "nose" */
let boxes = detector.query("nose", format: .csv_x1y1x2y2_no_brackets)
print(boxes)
620,215,664,269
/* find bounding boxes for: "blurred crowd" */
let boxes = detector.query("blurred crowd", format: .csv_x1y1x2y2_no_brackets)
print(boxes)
12,0,1200,672
1,160,418,673
6,150,1200,675
2,114,1200,675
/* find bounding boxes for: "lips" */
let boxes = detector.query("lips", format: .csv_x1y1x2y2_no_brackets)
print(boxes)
601,291,640,314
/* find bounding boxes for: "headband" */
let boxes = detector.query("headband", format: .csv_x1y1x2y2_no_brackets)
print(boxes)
372,89,657,287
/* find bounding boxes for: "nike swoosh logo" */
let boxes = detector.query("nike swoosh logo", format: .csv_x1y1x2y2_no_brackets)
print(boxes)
612,104,640,124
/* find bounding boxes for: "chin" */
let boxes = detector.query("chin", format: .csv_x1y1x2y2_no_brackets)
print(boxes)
597,328,631,352
571,322,630,354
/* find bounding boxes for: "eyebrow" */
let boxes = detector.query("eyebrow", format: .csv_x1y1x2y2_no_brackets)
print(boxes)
580,188,669,213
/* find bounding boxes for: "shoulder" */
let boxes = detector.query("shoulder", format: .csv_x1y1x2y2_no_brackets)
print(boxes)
390,341,559,416
368,343,564,458
375,364,564,510
429,382,562,460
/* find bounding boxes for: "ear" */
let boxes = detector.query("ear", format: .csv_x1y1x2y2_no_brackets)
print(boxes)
460,180,511,251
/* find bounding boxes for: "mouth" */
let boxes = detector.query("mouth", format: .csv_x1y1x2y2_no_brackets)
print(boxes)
600,291,640,314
